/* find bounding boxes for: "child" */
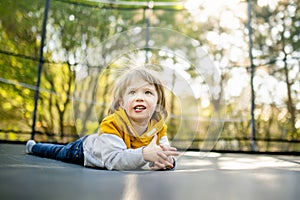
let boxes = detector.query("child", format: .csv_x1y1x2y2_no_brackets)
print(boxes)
26,67,179,170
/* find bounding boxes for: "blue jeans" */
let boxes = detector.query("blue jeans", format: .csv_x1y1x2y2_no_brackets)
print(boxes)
31,136,87,165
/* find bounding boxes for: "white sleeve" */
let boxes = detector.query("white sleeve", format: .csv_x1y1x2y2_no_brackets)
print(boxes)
97,134,148,170
159,135,170,146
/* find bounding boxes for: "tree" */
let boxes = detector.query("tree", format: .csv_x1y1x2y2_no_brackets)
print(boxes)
252,0,300,145
0,0,44,140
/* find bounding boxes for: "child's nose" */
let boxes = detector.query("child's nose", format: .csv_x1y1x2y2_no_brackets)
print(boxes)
135,94,144,101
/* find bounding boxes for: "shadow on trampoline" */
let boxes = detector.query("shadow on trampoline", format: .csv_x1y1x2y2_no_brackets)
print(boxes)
0,143,299,200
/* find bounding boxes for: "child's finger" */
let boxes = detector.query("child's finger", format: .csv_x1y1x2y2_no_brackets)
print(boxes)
150,162,166,170
157,151,168,160
149,134,158,146
157,152,174,167
160,144,178,152
162,150,180,157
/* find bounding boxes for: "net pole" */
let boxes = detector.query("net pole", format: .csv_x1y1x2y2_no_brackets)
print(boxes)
247,0,257,151
31,0,51,140
144,0,152,64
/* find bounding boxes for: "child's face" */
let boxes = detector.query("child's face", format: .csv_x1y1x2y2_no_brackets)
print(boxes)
120,78,158,125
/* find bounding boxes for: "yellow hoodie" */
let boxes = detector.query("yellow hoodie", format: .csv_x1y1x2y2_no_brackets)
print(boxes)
98,108,167,149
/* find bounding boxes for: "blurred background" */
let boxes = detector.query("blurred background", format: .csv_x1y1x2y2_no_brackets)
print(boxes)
0,0,299,153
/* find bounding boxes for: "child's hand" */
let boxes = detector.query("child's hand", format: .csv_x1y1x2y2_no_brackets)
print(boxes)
150,145,179,170
142,134,164,162
143,134,179,170
160,144,179,165
160,144,179,159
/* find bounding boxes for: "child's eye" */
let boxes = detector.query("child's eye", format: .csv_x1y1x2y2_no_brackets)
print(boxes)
145,91,152,95
129,90,135,95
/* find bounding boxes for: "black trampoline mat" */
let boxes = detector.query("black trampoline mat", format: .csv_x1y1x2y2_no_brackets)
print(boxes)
0,144,299,200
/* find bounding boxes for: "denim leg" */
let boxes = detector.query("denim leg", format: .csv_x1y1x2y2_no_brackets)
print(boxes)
32,136,87,165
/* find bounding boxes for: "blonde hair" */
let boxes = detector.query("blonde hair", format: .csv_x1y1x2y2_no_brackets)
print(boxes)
108,67,167,119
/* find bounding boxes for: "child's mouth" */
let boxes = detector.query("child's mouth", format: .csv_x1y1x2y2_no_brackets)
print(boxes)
134,105,146,111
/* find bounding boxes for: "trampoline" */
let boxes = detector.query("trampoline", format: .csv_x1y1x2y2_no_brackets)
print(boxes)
0,143,299,200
